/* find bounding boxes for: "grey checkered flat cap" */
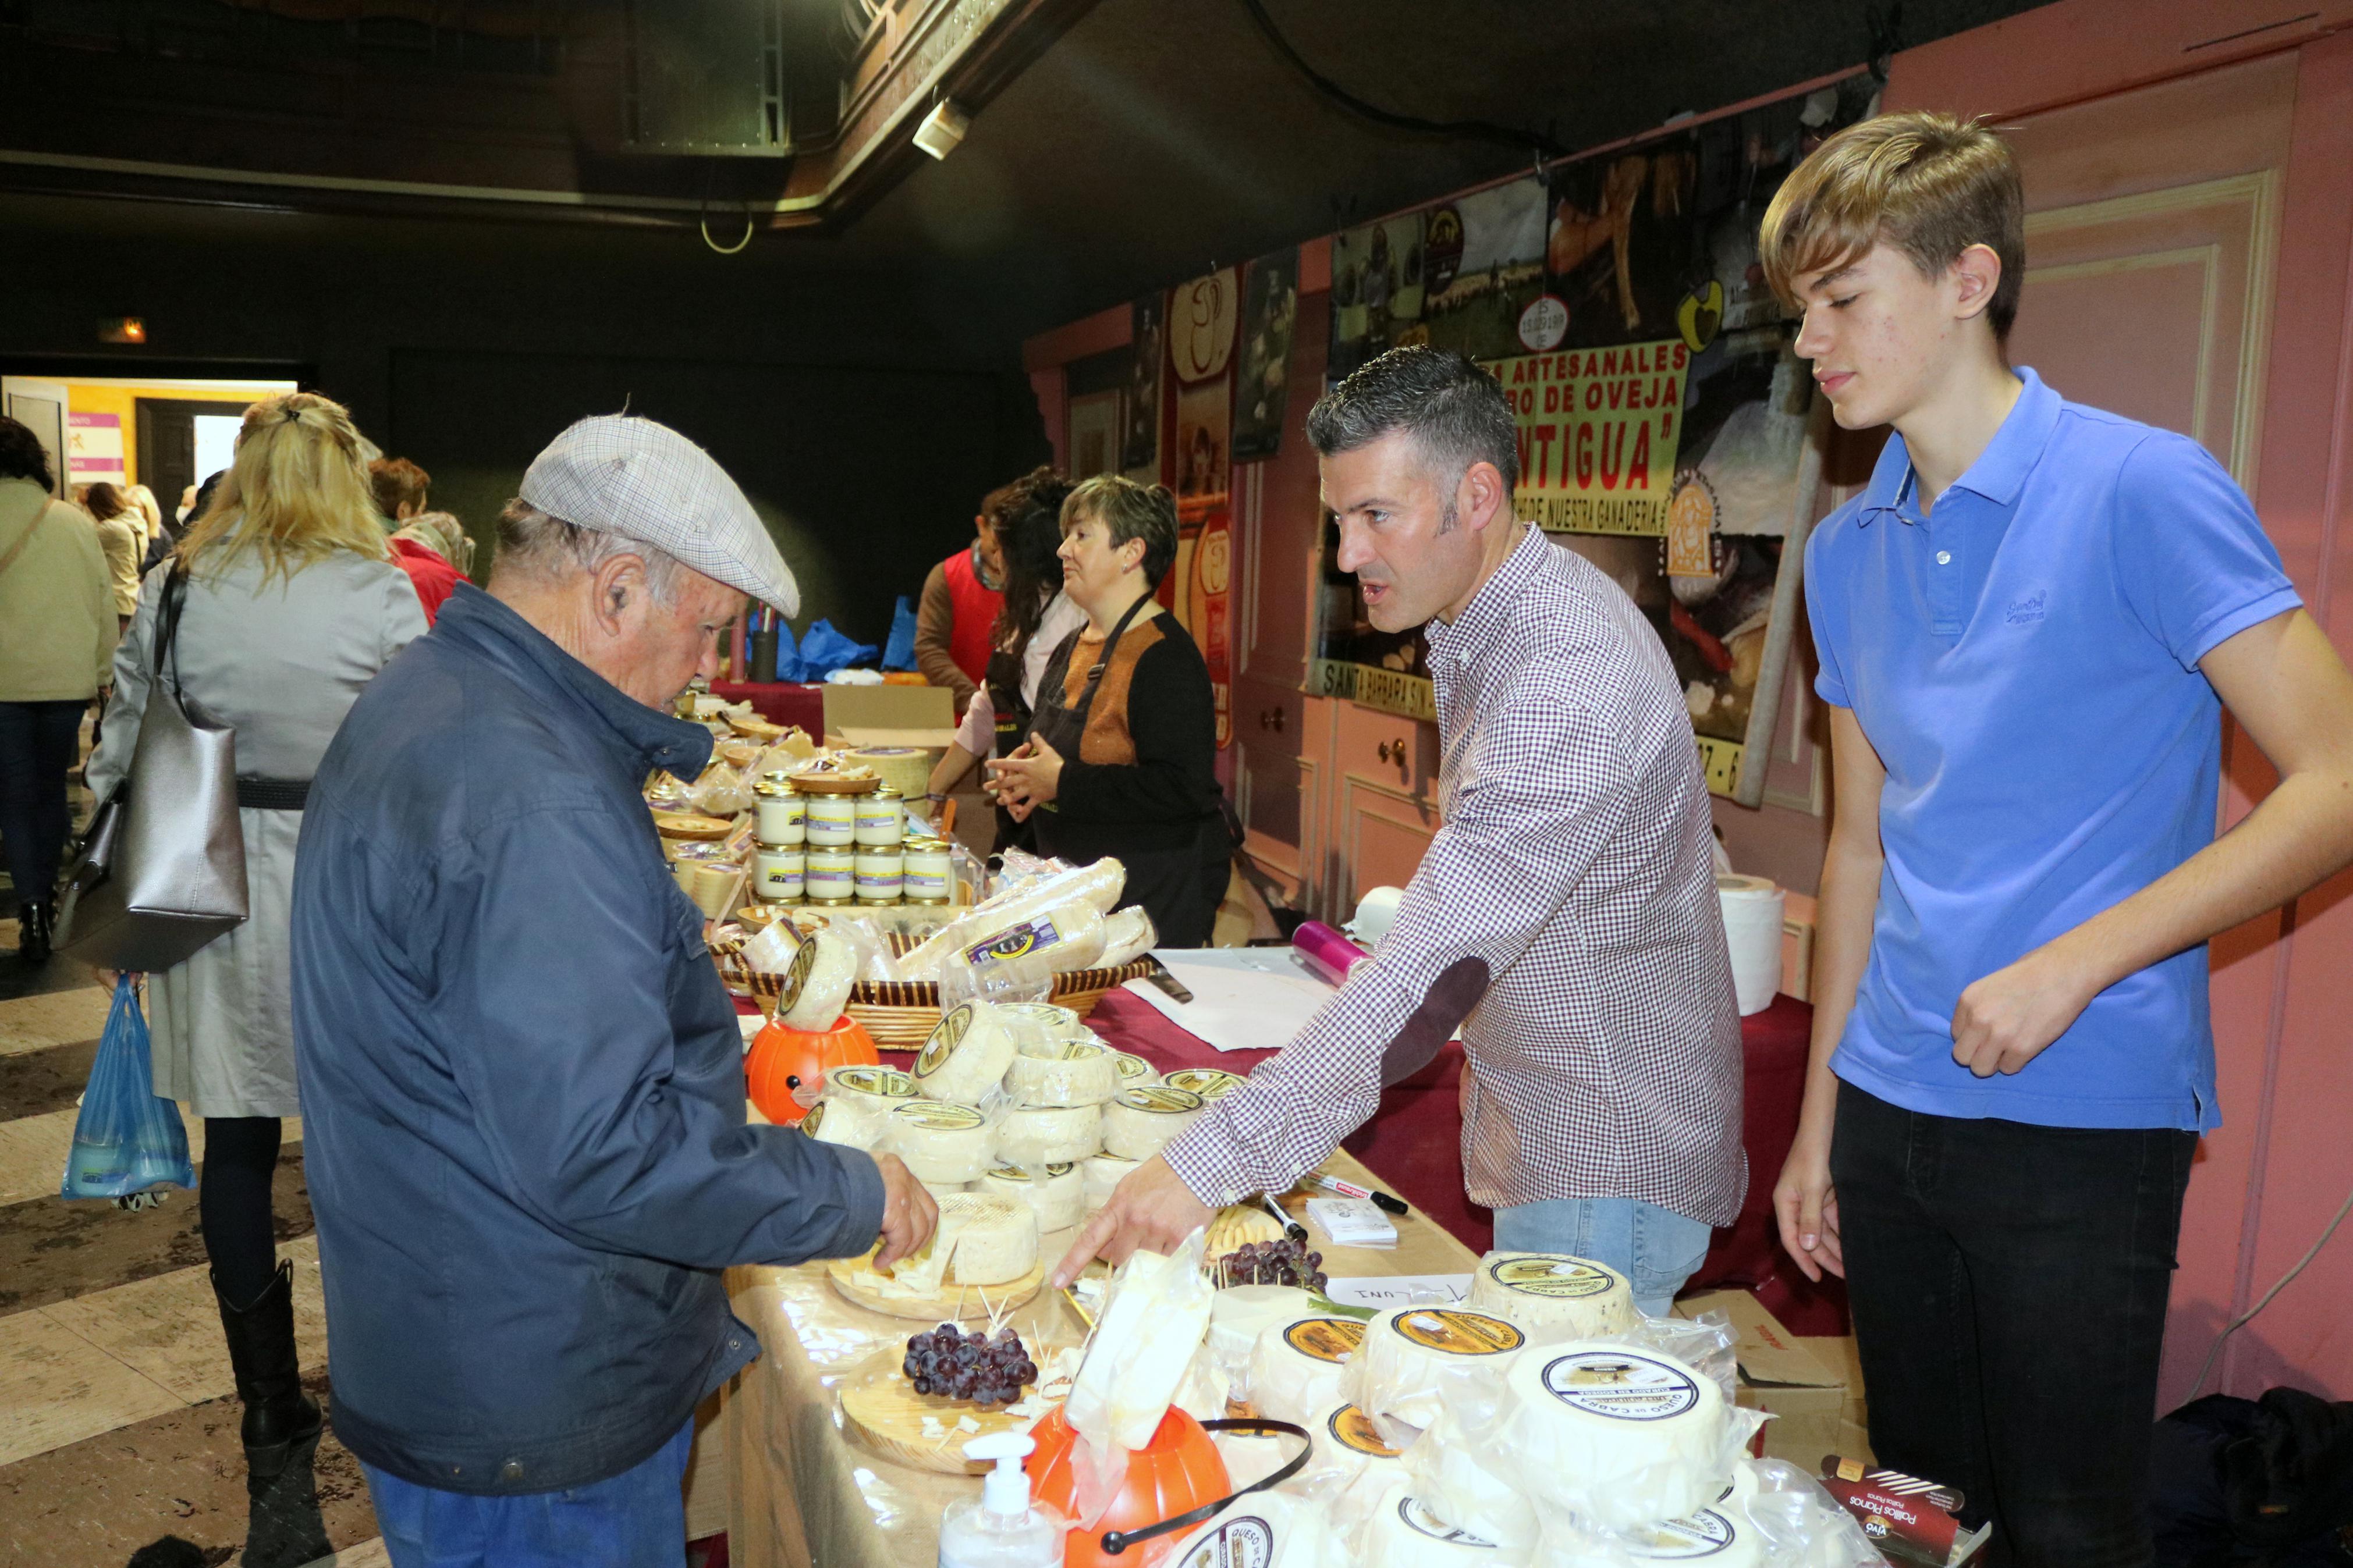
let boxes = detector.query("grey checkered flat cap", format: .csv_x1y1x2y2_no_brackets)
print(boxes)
520,415,799,614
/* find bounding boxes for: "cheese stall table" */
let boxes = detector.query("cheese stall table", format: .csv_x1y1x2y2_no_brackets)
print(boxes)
719,1146,1476,1568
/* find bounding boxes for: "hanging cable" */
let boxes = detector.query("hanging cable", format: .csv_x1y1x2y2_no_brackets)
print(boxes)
1234,0,1565,161
2188,1172,2353,1398
698,166,755,255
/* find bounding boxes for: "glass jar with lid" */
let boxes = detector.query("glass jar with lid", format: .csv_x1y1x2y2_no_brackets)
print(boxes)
754,847,805,902
853,788,905,846
902,839,953,905
805,793,857,847
853,845,904,904
753,782,807,847
805,845,856,905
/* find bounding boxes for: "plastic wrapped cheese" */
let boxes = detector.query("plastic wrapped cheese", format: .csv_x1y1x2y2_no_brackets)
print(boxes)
799,1099,875,1150
1004,1039,1120,1107
1083,1151,1139,1211
819,1065,915,1142
1247,1316,1365,1425
1066,1233,1215,1454
1495,1342,1731,1532
1102,1084,1206,1160
1100,905,1158,969
1208,1285,1316,1389
978,1162,1083,1232
1403,1405,1541,1551
1000,1001,1085,1051
882,1100,995,1185
892,857,1127,980
994,1101,1103,1167
1162,1067,1244,1102
1532,1505,1762,1568
1111,1050,1156,1086
1301,1402,1411,1530
1470,1253,1635,1341
1164,1487,1316,1568
914,1001,1020,1105
778,927,858,1030
1342,1307,1526,1432
1358,1485,1535,1568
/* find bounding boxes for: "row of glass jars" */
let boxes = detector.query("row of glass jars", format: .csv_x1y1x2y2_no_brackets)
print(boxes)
752,838,954,907
753,783,910,848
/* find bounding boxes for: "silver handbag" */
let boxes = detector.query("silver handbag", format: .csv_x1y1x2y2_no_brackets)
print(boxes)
55,561,250,971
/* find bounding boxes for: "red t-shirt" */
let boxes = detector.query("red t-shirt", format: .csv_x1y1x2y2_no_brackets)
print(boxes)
389,537,462,625
938,545,1003,687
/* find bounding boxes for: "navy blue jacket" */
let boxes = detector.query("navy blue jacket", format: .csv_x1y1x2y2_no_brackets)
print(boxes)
290,585,883,1494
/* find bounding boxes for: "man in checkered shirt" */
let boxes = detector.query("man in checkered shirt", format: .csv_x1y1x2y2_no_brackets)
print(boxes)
1057,347,1744,1314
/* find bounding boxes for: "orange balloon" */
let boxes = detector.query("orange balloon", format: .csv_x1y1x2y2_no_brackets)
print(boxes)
743,1015,879,1125
1026,1404,1231,1568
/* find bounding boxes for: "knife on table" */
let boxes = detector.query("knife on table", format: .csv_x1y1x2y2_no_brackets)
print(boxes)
1142,959,1193,1004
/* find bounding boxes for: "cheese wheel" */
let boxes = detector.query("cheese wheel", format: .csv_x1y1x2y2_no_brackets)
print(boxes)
1162,1067,1244,1102
914,1001,1020,1106
1208,1284,1315,1375
778,928,858,1031
938,1191,1039,1286
1343,1307,1525,1432
884,1100,995,1185
1003,1039,1120,1107
823,1065,915,1140
1404,1405,1541,1550
1534,1505,1762,1567
1305,1402,1417,1551
1247,1316,1366,1425
1359,1486,1532,1567
1082,1151,1139,1211
994,1101,1103,1167
800,1098,879,1150
1000,1001,1085,1052
1470,1253,1635,1341
1163,1486,1314,1568
920,1179,971,1201
1112,1050,1156,1086
1100,905,1158,969
978,1162,1083,1232
1102,1084,1205,1161
1498,1343,1730,1531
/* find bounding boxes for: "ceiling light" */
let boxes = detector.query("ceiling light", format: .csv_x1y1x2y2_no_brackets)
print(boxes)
98,317,147,344
913,100,970,161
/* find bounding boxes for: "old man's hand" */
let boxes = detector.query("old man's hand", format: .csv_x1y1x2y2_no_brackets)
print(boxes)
872,1153,938,1270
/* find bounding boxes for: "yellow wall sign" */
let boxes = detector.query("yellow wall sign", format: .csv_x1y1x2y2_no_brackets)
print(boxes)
1493,340,1688,536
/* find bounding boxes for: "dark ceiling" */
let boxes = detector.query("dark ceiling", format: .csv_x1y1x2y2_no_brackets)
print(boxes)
0,0,2064,357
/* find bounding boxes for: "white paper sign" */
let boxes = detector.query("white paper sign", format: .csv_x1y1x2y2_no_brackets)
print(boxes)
1322,1274,1473,1310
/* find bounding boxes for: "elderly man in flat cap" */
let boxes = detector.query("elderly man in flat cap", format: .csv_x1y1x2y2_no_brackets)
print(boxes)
290,417,935,1566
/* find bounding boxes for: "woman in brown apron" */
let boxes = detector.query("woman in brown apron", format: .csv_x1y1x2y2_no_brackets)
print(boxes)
988,478,1226,947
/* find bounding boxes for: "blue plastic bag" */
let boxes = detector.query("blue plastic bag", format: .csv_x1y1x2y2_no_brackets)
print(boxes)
772,618,805,682
797,618,879,682
881,595,920,671
61,977,195,1200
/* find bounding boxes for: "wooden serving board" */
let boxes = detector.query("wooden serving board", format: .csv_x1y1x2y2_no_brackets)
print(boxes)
838,1348,1031,1475
786,772,878,795
826,1256,1046,1322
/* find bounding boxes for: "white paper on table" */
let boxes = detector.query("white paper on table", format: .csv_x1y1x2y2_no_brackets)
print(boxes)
1119,947,1339,1054
1321,1274,1472,1310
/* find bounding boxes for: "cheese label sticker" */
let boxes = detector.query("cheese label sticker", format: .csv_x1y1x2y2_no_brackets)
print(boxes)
832,1066,914,1098
1283,1318,1368,1363
1163,1068,1242,1100
1489,1257,1620,1300
963,913,1065,966
1117,1085,1205,1115
1621,1509,1740,1558
777,936,818,1011
1399,1495,1499,1547
988,1162,1076,1182
1002,1003,1075,1030
1113,1052,1155,1082
1326,1403,1401,1457
917,1005,972,1078
1059,1040,1105,1064
1173,1515,1276,1568
1540,1351,1702,1420
1392,1309,1524,1356
800,1103,827,1137
890,1101,985,1132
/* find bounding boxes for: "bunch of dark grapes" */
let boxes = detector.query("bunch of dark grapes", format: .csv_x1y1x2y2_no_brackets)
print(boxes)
1218,1238,1327,1293
902,1323,1037,1406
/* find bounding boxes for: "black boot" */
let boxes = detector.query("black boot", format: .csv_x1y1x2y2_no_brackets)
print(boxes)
16,900,51,963
212,1261,322,1481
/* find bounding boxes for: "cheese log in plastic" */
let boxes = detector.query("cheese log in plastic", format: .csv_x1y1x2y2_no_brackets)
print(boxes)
1102,1085,1206,1161
1403,1405,1541,1551
1112,1051,1156,1086
994,1101,1103,1168
953,897,1108,976
778,927,858,1030
1497,1342,1730,1531
914,1002,1020,1106
1004,1039,1120,1107
1082,1151,1138,1211
1247,1317,1366,1425
1000,1001,1085,1053
898,861,1127,980
1099,905,1158,969
1066,1239,1215,1451
1358,1485,1534,1568
883,1100,995,1185
1162,1067,1244,1103
1208,1285,1316,1386
1469,1253,1635,1341
1343,1307,1526,1432
978,1162,1083,1232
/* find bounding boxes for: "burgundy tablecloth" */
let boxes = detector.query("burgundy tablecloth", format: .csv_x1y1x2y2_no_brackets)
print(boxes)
712,681,829,735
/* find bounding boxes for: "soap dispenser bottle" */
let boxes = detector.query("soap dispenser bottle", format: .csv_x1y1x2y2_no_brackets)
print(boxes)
938,1431,1065,1567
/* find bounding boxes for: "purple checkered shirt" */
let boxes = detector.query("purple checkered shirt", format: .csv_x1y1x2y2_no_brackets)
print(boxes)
1162,525,1746,1224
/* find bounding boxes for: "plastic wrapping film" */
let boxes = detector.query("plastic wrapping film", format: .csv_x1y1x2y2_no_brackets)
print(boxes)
1401,1404,1543,1551
913,1002,1020,1105
1531,1459,1883,1567
1340,1306,1525,1437
992,1101,1104,1168
896,855,1127,982
1064,1229,1216,1524
1102,1084,1206,1161
879,1100,995,1185
1003,1039,1120,1107
1470,1252,1636,1341
1357,1482,1537,1566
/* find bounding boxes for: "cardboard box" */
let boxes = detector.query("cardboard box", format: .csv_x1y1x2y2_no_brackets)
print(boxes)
1678,1289,1857,1469
820,683,954,735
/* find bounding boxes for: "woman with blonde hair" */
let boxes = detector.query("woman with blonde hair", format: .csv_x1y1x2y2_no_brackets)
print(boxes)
87,390,425,1484
79,480,145,625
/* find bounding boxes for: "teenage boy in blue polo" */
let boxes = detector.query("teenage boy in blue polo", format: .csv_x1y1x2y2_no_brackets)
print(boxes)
1759,112,2353,1566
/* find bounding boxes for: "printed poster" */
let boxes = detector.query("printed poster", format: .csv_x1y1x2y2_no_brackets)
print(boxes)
1169,268,1237,748
1419,177,1552,362
1122,291,1166,474
1328,211,1425,379
1232,248,1300,461
67,412,126,486
1496,340,1688,536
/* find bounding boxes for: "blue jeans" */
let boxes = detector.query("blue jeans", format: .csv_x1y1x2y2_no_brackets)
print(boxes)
1490,1196,1713,1318
363,1417,693,1568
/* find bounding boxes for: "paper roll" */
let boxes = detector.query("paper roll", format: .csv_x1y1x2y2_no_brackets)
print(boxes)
1716,874,1786,1017
1293,920,1369,987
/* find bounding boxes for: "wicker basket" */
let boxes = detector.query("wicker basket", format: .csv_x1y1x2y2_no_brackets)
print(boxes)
715,927,1152,1041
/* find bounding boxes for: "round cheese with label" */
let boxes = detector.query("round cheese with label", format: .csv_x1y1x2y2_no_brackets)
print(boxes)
1499,1342,1729,1531
1111,1050,1156,1086
1470,1253,1634,1340
777,928,859,1032
1162,1066,1244,1102
1403,1405,1540,1551
1163,1487,1313,1568
1102,1084,1206,1161
884,1100,995,1185
914,1001,1020,1106
1247,1316,1367,1426
999,1001,1085,1053
994,1101,1103,1168
1082,1151,1138,1211
978,1162,1083,1232
1343,1307,1525,1432
1534,1505,1762,1567
1359,1485,1532,1567
1003,1038,1120,1107
800,1099,876,1149
816,1066,914,1149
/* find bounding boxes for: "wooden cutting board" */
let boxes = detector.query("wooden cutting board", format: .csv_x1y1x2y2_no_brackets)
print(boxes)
837,1347,1033,1475
825,1256,1046,1322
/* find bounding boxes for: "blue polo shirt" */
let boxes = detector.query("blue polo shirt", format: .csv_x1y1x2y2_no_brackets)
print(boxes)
1807,368,2299,1132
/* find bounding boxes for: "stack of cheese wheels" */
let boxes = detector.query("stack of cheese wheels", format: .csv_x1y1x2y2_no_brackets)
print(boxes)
994,1101,1103,1168
1081,1151,1138,1212
1497,1341,1730,1531
1161,1067,1244,1103
1403,1405,1541,1551
1533,1503,1763,1567
1102,1084,1206,1161
1343,1306,1527,1432
1358,1484,1532,1567
999,1001,1085,1050
811,1065,915,1147
1469,1252,1635,1340
884,1100,995,1186
914,1002,1020,1106
1004,1039,1120,1107
978,1162,1084,1232
1305,1402,1412,1536
1110,1050,1156,1087
1248,1315,1367,1425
